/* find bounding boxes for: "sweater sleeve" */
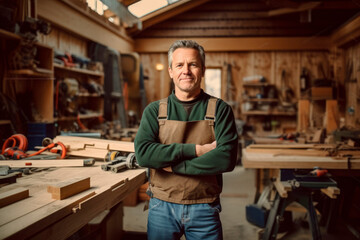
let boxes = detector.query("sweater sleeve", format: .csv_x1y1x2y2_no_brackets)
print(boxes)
171,101,238,175
134,102,197,169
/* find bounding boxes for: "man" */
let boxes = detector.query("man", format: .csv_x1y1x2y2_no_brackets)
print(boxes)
134,40,238,240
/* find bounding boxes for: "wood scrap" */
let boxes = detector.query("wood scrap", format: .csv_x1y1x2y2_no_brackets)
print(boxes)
53,136,134,152
47,177,90,200
0,159,95,168
0,187,29,208
273,180,290,198
53,136,135,160
321,186,340,199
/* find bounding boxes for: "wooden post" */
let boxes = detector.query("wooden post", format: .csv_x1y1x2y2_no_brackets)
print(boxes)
298,99,310,132
325,100,339,133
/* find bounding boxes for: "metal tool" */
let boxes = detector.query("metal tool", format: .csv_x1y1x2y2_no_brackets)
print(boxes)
101,152,138,173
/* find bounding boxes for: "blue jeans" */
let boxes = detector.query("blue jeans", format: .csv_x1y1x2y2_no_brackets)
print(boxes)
147,198,223,240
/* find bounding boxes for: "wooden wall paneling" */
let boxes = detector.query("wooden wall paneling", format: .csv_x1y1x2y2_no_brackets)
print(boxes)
274,52,300,100
300,51,330,82
39,27,88,57
344,47,355,127
37,0,134,53
329,47,346,117
140,53,170,103
228,52,253,117
253,52,272,83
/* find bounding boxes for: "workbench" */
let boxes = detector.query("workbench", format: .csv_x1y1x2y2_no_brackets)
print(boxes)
242,149,360,170
242,147,360,239
0,164,146,240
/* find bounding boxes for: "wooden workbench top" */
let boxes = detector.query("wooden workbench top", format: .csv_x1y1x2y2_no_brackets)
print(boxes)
0,166,146,240
242,148,360,169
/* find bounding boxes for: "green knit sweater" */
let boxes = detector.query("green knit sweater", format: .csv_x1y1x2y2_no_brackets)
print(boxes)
134,90,238,176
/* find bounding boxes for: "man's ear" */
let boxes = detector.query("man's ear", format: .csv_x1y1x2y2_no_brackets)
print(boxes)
168,66,173,78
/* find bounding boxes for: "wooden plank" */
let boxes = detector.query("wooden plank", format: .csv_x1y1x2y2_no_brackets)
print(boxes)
242,150,360,169
47,177,90,200
325,100,339,133
66,148,109,160
273,180,290,198
245,148,330,157
0,159,95,168
0,188,29,208
248,144,316,149
298,100,310,132
53,136,135,152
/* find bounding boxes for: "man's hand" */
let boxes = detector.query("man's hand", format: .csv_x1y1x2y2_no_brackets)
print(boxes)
195,141,216,157
162,166,173,172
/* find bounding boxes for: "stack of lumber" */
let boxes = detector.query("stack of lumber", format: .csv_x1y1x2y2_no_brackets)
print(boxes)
53,136,135,161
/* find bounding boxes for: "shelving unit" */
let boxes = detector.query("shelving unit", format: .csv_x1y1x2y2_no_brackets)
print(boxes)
241,81,297,133
1,29,54,123
53,63,104,132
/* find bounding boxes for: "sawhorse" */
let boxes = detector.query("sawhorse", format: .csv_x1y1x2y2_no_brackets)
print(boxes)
262,169,340,240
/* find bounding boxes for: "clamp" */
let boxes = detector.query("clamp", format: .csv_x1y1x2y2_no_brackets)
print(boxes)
101,152,138,173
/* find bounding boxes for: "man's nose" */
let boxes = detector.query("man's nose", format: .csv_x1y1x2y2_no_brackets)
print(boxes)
182,64,191,74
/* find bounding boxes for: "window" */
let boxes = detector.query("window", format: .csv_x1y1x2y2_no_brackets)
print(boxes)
128,0,181,18
204,68,222,98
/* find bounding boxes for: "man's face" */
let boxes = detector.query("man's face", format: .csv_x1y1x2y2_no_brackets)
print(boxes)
168,48,205,96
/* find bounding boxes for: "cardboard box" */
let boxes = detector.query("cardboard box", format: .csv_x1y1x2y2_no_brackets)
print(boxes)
311,87,333,100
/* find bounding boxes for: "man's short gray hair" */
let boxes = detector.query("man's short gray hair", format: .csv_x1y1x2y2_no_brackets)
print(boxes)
168,40,205,69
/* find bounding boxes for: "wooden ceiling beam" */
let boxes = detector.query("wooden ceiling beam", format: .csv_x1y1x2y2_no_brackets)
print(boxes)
331,14,360,48
136,28,326,38
134,37,331,53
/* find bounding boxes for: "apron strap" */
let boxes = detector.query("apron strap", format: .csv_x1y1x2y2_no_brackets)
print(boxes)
205,97,218,123
158,97,168,125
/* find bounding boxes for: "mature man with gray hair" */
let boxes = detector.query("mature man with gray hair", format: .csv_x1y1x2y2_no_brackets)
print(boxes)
135,40,238,240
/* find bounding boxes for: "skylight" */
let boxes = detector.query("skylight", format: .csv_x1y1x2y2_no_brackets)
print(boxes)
129,0,180,18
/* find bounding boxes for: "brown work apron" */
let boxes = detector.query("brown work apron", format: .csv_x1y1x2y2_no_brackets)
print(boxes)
149,97,221,204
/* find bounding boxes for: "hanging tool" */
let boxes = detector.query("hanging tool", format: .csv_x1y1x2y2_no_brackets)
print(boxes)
101,152,138,173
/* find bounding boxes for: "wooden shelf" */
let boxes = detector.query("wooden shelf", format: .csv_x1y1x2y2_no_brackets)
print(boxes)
0,29,20,40
243,82,273,87
0,120,11,125
77,93,103,97
55,112,103,121
245,98,278,103
7,68,53,78
243,110,296,116
54,63,104,77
